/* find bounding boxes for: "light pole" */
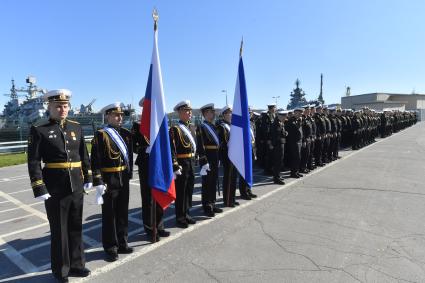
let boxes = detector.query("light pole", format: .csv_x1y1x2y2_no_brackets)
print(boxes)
272,96,280,106
221,90,228,105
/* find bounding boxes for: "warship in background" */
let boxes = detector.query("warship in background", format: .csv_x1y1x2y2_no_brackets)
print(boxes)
0,76,136,142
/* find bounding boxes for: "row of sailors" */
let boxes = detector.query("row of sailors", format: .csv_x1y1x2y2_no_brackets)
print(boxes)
26,90,418,282
253,104,417,184
27,90,260,282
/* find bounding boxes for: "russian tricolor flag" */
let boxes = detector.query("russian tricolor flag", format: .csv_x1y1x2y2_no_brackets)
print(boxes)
228,43,253,188
140,23,176,209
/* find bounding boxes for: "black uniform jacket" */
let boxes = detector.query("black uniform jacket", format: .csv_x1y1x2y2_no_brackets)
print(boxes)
196,121,219,167
91,126,133,188
27,118,92,197
169,120,196,171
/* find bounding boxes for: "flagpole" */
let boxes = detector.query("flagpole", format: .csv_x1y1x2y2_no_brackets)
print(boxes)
150,7,160,244
239,37,243,57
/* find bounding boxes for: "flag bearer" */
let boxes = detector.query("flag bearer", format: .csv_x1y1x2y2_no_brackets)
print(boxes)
132,98,170,242
217,105,238,207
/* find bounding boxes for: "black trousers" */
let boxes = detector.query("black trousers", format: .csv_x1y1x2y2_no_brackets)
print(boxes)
314,137,323,166
222,158,237,205
138,168,164,233
308,139,315,169
289,142,301,174
332,134,340,157
264,142,274,172
201,163,218,211
300,141,311,170
273,144,285,179
102,179,130,252
174,158,194,222
322,135,330,161
45,191,85,277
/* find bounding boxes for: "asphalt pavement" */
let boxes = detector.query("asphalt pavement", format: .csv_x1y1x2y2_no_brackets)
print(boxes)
1,122,424,282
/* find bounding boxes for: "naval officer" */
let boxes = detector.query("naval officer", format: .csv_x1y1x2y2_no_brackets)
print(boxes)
27,89,92,282
91,103,133,262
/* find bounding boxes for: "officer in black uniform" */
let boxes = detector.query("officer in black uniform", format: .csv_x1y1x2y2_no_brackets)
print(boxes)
328,107,338,161
307,105,317,170
217,105,238,206
322,106,332,163
285,108,303,178
27,89,92,282
169,101,197,228
271,110,288,184
261,103,277,175
313,105,326,167
196,103,223,217
300,105,313,173
132,99,170,242
91,103,134,262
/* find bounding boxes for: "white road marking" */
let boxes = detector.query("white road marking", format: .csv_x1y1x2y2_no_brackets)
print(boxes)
0,223,49,238
0,207,21,214
19,240,50,254
83,235,101,248
0,200,10,204
0,175,28,183
0,214,33,225
0,270,51,283
8,188,32,195
128,215,143,225
0,237,39,274
0,190,47,221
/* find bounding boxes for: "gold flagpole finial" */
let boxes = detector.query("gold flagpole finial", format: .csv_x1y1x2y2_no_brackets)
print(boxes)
239,37,244,57
152,8,159,31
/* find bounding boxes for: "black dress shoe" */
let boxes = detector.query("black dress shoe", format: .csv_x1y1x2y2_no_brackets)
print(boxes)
290,173,300,178
146,231,160,242
273,178,285,185
186,217,197,224
234,201,240,206
213,207,223,213
53,274,69,283
176,220,189,228
296,173,303,178
247,191,257,198
224,203,235,207
105,250,119,262
158,229,170,237
69,267,91,277
240,194,251,200
118,246,134,254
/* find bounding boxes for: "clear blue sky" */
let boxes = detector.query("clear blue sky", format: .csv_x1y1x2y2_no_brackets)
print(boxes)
1,0,424,113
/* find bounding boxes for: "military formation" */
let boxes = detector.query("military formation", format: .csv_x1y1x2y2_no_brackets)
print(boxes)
255,103,417,184
27,90,417,282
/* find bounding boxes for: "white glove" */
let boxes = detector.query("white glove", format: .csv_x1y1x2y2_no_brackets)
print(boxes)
203,163,210,171
84,183,93,190
173,169,182,179
36,193,51,201
94,185,106,205
200,163,210,176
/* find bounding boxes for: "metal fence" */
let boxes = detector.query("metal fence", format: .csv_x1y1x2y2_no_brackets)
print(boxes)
0,136,94,154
